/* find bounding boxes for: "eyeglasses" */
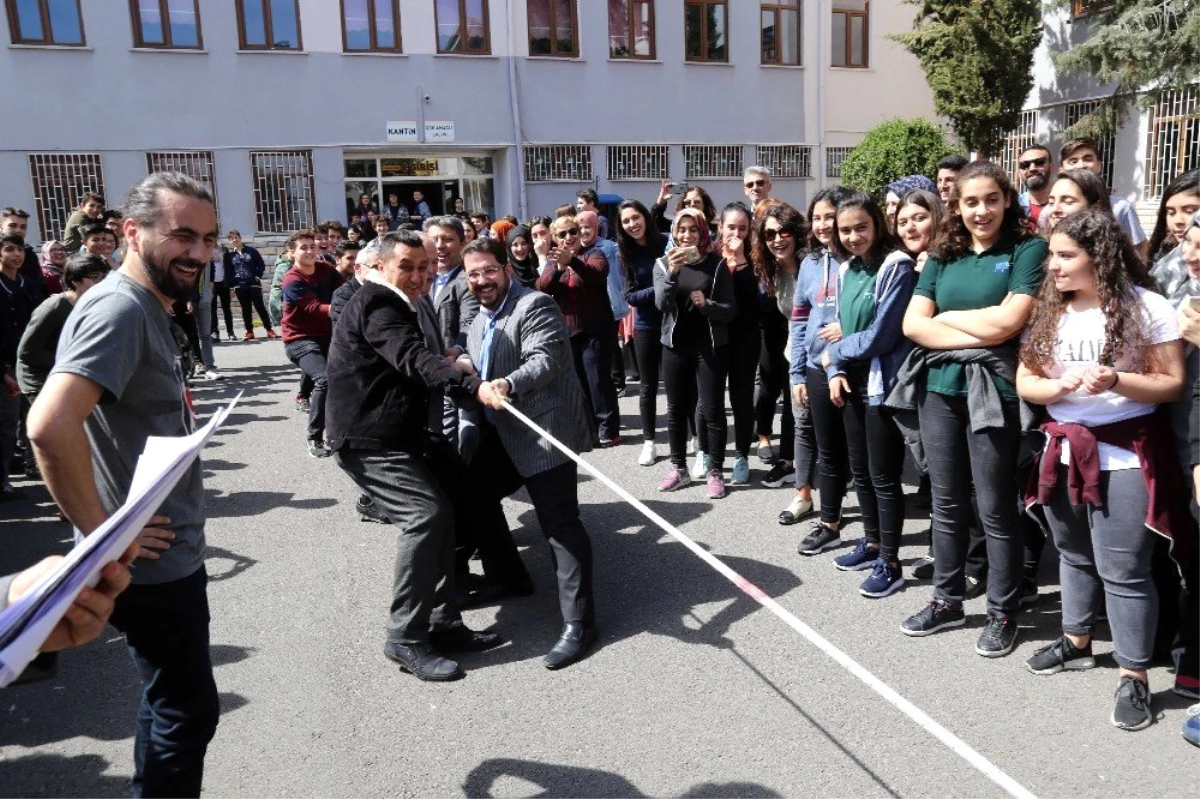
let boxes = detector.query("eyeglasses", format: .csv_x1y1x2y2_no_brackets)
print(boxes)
682,199,704,208
1018,157,1049,169
763,229,794,242
465,266,504,282
556,228,580,239
744,179,767,189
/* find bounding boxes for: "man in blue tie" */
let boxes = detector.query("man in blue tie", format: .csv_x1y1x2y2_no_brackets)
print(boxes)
465,238,599,670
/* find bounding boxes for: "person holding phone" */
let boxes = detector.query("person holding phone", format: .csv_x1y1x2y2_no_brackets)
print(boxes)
653,208,736,498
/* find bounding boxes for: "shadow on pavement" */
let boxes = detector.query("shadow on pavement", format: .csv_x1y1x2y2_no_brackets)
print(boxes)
204,491,338,520
462,757,782,798
205,545,258,582
0,753,130,798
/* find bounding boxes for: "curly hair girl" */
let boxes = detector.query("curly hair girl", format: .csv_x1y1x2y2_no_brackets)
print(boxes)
751,202,807,298
931,160,1031,262
1020,209,1158,375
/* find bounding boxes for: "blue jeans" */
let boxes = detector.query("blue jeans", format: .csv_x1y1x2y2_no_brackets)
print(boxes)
109,567,219,798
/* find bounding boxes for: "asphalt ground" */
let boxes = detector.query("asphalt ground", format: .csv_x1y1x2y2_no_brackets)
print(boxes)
0,338,1195,798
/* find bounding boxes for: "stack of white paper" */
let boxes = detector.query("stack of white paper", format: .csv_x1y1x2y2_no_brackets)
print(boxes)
0,394,241,687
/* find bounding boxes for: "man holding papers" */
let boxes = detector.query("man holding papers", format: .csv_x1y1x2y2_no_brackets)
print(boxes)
28,172,220,798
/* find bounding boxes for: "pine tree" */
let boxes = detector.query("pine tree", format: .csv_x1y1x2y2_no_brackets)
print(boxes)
891,0,1043,158
1050,0,1199,137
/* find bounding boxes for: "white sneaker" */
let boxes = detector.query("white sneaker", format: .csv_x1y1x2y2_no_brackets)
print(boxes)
690,452,709,481
638,440,657,466
202,369,224,381
686,436,698,455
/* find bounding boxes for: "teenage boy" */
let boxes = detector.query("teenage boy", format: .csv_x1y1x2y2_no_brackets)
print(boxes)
0,234,37,499
1016,144,1054,225
383,193,410,228
81,223,119,267
1060,137,1149,258
470,212,492,240
0,207,49,300
224,230,277,340
62,192,105,252
334,241,360,279
281,229,343,457
575,189,611,240
935,155,968,205
411,191,432,224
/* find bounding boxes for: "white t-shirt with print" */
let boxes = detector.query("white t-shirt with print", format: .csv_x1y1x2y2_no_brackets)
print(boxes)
1044,286,1179,470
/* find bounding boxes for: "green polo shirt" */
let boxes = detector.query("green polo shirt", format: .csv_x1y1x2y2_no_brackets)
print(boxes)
914,235,1047,402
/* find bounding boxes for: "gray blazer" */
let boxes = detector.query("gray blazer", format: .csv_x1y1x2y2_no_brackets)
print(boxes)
466,282,592,478
433,265,480,351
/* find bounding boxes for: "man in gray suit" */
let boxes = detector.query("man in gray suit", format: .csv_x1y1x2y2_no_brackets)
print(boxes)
465,238,598,670
423,215,480,352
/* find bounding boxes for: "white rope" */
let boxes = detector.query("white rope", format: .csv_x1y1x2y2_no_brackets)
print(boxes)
500,399,1037,799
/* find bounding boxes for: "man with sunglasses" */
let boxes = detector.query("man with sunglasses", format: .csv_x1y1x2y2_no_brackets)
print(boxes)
1016,145,1054,226
743,166,774,208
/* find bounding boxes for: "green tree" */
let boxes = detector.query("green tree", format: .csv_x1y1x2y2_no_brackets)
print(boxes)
839,118,960,199
1050,0,1199,138
891,0,1043,157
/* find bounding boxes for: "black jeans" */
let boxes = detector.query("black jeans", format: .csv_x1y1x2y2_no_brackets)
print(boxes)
918,391,1023,616
109,567,219,798
334,447,463,644
210,281,234,338
633,329,662,440
284,338,329,441
842,397,907,560
571,331,620,440
806,369,862,526
756,314,795,458
234,286,274,334
663,339,728,470
454,423,533,589
723,323,761,457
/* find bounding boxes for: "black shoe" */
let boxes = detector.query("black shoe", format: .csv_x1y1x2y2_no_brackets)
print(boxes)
0,484,26,502
761,461,795,488
23,464,40,481
797,521,841,556
458,580,535,609
1111,676,1153,731
1026,635,1095,675
964,574,987,600
975,613,1019,658
357,497,390,524
911,554,935,580
901,600,966,637
597,435,623,448
295,395,311,413
307,439,331,458
543,622,597,670
382,641,464,681
430,625,505,653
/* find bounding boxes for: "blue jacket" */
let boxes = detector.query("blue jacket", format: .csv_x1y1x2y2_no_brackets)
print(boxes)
823,249,916,405
225,245,267,289
622,233,668,332
788,249,843,385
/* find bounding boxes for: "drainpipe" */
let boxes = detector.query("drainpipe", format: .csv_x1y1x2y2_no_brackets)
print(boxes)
506,0,529,218
816,0,827,189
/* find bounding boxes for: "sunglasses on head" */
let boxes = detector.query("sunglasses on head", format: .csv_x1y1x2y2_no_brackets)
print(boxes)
556,228,580,239
1019,157,1049,169
763,229,794,242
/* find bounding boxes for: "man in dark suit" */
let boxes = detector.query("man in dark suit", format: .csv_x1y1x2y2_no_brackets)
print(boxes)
422,215,479,352
465,238,599,670
325,231,504,682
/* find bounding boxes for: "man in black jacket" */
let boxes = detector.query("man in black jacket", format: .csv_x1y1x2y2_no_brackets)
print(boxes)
326,231,503,682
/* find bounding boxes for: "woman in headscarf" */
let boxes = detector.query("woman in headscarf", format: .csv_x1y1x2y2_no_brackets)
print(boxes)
884,175,938,231
506,224,538,287
490,219,516,247
40,240,68,295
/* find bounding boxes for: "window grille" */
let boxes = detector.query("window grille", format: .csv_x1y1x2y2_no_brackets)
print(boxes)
683,145,743,179
826,146,853,178
250,150,315,232
27,153,105,242
1144,87,1200,200
607,145,669,181
998,109,1039,186
147,150,217,206
524,145,594,182
755,145,811,179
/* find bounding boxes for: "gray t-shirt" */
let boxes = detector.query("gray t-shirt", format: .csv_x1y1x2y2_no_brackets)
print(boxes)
52,272,205,585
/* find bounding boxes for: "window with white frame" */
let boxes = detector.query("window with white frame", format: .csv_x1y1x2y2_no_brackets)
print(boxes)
755,145,811,179
524,145,593,182
147,151,217,206
1144,87,1200,200
684,145,742,179
607,145,669,181
826,146,853,179
998,109,1038,186
250,150,315,232
1063,101,1115,189
28,153,105,241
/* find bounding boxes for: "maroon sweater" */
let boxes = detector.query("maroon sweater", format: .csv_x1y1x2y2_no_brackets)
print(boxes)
534,249,610,336
1025,409,1195,570
281,261,341,343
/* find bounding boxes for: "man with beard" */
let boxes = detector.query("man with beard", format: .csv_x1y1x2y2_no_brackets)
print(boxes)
1016,144,1054,227
465,238,598,670
27,172,220,797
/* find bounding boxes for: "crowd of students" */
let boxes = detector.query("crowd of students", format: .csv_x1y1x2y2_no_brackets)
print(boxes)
1,139,1197,742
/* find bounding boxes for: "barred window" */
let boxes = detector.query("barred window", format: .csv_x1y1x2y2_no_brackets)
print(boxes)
147,151,217,206
826,146,853,179
755,145,811,179
684,145,742,179
998,109,1038,186
1063,101,1115,189
607,145,669,181
27,153,105,242
524,145,593,182
250,150,315,233
1144,88,1200,200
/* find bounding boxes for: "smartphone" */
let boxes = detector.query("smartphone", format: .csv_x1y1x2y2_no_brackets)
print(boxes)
676,245,699,264
668,181,689,196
